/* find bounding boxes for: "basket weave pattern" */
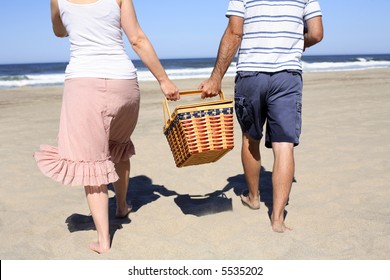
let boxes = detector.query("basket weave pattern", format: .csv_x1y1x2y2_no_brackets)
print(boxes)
163,91,234,167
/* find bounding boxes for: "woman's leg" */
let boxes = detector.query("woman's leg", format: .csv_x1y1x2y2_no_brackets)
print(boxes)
106,79,139,217
113,159,132,217
85,185,110,254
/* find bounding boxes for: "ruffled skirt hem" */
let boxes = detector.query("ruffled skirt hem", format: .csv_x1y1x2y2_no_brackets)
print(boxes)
109,140,135,163
34,144,119,187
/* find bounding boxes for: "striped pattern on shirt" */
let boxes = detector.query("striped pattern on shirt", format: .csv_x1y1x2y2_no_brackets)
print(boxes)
226,0,322,72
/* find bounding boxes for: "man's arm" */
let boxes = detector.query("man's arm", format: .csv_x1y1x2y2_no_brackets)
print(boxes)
304,16,323,49
199,16,244,98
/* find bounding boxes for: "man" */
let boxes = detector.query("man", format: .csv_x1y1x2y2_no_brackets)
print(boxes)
199,0,323,232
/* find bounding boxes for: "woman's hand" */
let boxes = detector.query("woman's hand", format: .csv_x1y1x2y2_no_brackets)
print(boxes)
160,79,180,101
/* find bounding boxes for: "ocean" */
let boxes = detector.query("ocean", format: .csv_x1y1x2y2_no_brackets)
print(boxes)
1,54,390,88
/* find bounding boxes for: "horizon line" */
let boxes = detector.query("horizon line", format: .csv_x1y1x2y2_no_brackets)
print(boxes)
1,52,390,66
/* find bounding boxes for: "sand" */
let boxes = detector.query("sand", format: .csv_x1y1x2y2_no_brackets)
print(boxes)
0,69,389,260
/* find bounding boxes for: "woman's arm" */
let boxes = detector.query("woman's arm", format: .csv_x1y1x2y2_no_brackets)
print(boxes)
50,0,68,37
120,0,179,100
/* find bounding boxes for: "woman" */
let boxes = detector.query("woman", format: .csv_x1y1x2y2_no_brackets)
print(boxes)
35,0,180,254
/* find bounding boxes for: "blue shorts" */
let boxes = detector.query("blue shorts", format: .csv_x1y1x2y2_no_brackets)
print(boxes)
234,70,302,148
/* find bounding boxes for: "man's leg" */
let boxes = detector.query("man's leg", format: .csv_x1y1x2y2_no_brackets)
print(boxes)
240,133,261,209
271,142,294,232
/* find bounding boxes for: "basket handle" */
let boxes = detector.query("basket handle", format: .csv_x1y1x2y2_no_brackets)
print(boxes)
163,90,225,124
177,90,226,99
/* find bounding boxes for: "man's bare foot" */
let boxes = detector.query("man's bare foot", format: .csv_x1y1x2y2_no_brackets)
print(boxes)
240,192,260,210
89,241,110,254
271,222,292,233
271,214,292,233
116,203,132,218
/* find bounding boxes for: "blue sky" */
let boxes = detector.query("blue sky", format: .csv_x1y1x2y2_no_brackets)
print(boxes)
1,0,390,64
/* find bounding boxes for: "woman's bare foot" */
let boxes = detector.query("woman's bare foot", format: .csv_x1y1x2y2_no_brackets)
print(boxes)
89,240,110,254
116,203,132,218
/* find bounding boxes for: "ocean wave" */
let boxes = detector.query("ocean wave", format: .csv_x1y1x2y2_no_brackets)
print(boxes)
137,65,237,81
302,59,390,72
0,75,29,81
0,74,65,88
0,64,237,88
1,59,389,88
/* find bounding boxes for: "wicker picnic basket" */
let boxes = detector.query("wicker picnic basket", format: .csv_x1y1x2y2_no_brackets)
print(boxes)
163,90,234,167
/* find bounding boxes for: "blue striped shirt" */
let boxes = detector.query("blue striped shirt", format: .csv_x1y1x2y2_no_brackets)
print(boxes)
226,0,322,72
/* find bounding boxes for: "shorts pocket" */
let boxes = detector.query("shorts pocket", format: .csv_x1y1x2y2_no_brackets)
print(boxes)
234,96,254,132
295,100,302,137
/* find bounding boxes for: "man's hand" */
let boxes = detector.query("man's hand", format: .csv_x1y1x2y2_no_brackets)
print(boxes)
198,78,221,99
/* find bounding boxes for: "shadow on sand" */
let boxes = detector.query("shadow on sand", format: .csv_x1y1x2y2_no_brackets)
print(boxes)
225,166,275,219
65,175,177,242
65,166,293,241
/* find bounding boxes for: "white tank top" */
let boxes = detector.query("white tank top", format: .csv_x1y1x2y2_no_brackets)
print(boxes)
58,0,137,79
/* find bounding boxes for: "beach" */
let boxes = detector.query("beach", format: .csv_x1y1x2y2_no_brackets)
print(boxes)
0,69,389,260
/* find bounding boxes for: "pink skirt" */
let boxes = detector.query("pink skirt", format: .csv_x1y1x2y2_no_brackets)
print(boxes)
34,78,140,186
